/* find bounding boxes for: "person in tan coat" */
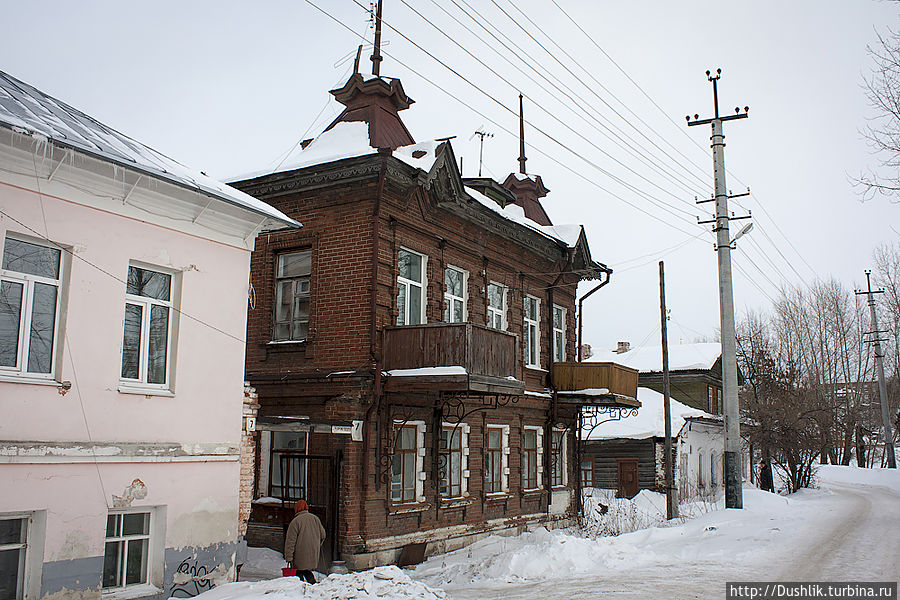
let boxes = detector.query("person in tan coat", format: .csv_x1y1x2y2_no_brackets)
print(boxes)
284,499,326,584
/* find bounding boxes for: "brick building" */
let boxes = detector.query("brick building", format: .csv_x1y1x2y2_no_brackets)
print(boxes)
231,58,638,569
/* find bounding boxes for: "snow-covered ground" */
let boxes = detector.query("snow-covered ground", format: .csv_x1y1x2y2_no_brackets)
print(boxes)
209,465,898,600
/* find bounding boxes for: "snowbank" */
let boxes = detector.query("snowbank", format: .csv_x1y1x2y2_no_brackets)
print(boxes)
238,547,286,582
413,487,814,588
205,566,445,600
816,464,900,493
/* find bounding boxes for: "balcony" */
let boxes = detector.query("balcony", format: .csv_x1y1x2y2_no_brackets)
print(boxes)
383,323,524,395
550,362,640,407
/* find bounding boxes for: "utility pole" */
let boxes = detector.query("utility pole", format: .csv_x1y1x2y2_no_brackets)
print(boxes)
856,270,897,469
688,69,750,509
659,261,678,519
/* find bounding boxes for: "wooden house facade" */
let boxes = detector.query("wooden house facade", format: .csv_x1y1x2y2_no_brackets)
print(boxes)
231,64,637,569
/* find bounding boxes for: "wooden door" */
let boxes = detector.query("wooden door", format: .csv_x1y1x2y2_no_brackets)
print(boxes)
616,458,640,498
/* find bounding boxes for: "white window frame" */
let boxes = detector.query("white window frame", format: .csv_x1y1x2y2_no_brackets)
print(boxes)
486,282,506,330
443,266,468,323
552,304,566,363
0,234,66,381
397,248,427,326
272,250,311,342
524,295,540,368
390,420,426,504
484,424,510,494
101,507,165,598
522,425,543,491
440,422,470,499
0,511,46,600
550,427,568,488
119,262,177,392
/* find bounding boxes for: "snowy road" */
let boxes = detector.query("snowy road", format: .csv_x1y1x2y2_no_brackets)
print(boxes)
419,474,900,600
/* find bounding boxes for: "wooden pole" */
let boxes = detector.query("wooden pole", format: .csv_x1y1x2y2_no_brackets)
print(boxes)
660,261,678,519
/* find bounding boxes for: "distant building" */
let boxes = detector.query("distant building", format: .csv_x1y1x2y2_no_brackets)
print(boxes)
580,387,727,499
592,342,727,414
0,70,297,600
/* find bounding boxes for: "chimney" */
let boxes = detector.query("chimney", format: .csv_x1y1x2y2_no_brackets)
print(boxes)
616,341,631,354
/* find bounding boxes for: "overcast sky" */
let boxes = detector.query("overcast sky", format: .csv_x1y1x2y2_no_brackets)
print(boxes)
2,1,897,352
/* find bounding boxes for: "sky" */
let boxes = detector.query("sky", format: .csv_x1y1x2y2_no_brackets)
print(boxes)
2,0,898,352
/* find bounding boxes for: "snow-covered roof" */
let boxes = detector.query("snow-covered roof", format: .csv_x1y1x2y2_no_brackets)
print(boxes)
0,70,298,230
590,342,721,373
464,185,583,249
584,387,715,440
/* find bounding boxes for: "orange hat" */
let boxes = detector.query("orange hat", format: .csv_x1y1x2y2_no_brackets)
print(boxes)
294,499,308,513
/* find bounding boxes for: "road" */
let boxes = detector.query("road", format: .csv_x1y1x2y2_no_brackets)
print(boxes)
439,482,900,600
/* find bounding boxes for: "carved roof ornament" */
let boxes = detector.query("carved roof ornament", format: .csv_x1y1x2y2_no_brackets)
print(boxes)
502,94,553,226
323,0,416,151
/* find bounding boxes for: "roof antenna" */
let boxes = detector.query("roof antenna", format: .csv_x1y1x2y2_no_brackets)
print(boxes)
471,129,493,177
371,0,384,77
517,93,527,174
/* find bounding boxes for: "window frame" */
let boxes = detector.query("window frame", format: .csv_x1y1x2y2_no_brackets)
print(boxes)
484,424,510,494
521,425,543,491
580,457,594,489
443,266,468,323
439,422,470,499
119,262,176,392
0,234,66,381
552,304,566,363
102,510,152,591
486,282,506,330
0,511,45,600
550,428,568,488
396,248,427,326
267,431,309,500
272,250,312,343
523,295,540,368
390,420,426,505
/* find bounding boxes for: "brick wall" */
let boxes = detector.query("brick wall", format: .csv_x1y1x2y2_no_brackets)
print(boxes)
239,383,260,536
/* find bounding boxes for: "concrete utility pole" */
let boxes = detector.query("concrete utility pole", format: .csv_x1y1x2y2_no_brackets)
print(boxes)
856,271,897,469
659,261,678,519
688,69,750,509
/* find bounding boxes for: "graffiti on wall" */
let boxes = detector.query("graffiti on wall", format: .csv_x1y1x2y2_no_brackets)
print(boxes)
170,558,215,598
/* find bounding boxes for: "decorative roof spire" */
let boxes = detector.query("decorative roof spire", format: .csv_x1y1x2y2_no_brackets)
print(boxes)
518,93,527,174
371,0,384,77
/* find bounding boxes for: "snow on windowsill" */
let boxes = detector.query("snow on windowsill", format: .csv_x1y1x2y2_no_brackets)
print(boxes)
101,584,163,600
387,366,467,377
557,388,610,396
0,373,61,386
388,503,431,516
117,385,175,398
252,497,289,506
525,366,548,373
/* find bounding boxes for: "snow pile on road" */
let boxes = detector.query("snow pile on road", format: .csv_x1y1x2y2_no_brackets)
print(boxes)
197,566,446,600
414,487,804,587
238,547,286,581
816,463,900,492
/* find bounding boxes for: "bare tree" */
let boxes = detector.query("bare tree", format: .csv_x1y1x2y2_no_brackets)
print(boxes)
858,28,900,201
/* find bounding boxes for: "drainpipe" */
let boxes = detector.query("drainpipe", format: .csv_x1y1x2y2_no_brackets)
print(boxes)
577,266,613,361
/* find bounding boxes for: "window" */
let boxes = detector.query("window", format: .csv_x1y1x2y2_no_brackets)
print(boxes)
103,512,150,590
120,265,173,387
273,251,311,341
580,459,593,488
269,432,308,500
698,452,705,490
1,236,63,378
397,249,426,325
486,283,506,330
708,387,714,412
710,452,717,490
0,517,26,600
439,423,469,498
522,426,543,490
443,267,466,323
552,305,566,363
484,425,509,494
717,389,722,414
523,296,540,368
550,429,568,487
391,421,425,504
